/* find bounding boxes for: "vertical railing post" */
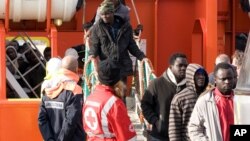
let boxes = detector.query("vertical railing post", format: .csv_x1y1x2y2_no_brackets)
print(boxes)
50,24,59,57
0,21,6,100
46,0,51,33
5,0,9,32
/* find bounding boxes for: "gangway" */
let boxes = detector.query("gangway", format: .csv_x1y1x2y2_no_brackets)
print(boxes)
83,33,156,140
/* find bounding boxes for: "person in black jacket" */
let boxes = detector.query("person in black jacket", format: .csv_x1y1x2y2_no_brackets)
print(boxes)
89,1,146,103
89,1,146,82
141,53,188,141
38,56,85,141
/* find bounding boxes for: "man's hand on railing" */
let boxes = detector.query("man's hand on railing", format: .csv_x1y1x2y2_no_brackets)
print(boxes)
134,24,143,36
133,24,143,39
88,55,100,62
142,57,149,62
88,55,94,59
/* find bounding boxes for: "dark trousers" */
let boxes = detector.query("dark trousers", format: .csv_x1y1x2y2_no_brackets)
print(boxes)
120,76,127,104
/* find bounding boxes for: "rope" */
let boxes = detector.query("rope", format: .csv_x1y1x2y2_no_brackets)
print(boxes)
138,58,157,98
86,71,98,90
131,0,142,39
82,0,86,26
130,0,141,24
141,58,155,75
138,60,145,99
83,58,98,89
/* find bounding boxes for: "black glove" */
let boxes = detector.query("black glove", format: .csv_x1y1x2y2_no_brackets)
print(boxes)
134,24,143,36
82,22,93,31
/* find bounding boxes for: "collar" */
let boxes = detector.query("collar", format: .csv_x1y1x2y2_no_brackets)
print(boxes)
165,68,186,86
57,68,79,83
96,84,115,93
214,87,234,99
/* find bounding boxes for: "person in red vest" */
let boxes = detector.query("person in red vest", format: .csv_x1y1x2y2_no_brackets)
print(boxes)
82,59,136,141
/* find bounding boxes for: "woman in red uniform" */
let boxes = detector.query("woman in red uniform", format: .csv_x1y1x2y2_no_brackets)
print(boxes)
82,59,136,141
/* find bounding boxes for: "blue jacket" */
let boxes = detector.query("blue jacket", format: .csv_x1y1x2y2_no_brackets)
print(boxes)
38,71,85,141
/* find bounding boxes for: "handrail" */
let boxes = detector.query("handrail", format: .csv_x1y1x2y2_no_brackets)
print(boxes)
6,33,46,98
83,57,99,100
5,0,10,32
0,21,6,100
135,58,156,132
83,58,98,84
82,37,99,100
137,58,156,99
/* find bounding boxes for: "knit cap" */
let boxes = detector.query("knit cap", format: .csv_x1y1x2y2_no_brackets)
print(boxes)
99,1,115,14
98,59,120,86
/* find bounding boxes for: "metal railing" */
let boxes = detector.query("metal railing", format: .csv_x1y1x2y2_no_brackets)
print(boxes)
6,33,46,98
82,38,99,101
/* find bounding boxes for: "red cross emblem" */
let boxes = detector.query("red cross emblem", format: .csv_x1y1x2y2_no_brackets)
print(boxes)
84,107,98,130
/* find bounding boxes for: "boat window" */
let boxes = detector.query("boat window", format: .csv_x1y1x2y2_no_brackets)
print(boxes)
6,35,49,99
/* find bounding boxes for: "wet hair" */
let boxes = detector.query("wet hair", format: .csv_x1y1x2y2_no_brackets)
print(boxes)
214,62,234,77
169,53,187,65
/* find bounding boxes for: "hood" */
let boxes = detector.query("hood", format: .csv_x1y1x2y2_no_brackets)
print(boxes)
44,82,65,99
57,68,80,82
41,68,80,99
185,63,208,91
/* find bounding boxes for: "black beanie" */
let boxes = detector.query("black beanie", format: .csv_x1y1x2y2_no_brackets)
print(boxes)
98,59,121,86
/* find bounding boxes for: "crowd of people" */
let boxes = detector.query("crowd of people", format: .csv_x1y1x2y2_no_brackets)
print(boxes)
141,51,244,141
37,47,244,141
4,0,247,141
6,40,48,98
38,0,142,140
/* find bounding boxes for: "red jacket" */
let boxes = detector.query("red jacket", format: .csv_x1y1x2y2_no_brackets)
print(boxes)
82,85,136,141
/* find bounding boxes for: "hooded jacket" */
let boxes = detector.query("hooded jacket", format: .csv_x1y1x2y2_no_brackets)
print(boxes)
38,69,85,141
89,15,145,78
168,64,208,141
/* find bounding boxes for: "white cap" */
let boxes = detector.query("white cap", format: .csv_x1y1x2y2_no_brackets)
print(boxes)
64,48,79,59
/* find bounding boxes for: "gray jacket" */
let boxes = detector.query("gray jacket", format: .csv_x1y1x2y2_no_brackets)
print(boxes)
188,88,223,141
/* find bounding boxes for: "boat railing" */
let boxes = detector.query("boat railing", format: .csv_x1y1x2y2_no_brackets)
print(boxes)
6,32,46,98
